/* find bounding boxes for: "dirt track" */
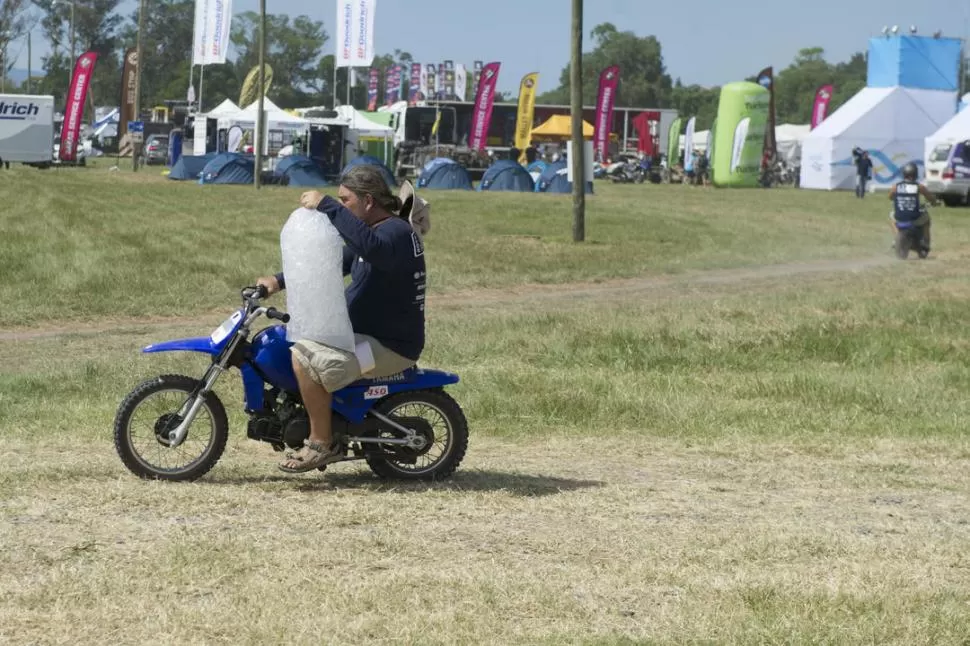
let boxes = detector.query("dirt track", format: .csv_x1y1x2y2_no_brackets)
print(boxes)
0,256,893,342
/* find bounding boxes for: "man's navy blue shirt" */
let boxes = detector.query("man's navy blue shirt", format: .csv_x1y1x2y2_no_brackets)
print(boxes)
276,197,426,360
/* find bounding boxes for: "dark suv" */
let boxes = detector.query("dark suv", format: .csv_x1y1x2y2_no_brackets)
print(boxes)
144,135,169,165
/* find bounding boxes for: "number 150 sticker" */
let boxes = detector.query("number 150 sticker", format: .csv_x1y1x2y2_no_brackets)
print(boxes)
364,385,389,399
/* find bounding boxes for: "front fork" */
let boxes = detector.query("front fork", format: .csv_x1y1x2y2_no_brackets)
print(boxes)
167,363,226,447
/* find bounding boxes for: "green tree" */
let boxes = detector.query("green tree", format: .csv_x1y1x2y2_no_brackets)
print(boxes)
118,0,197,109
230,11,326,108
535,23,672,108
669,79,720,129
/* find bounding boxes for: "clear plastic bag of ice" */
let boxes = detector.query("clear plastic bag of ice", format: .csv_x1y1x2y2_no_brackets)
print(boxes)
280,207,355,352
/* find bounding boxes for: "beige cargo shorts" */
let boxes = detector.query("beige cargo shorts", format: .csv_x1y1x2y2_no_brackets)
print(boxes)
291,333,416,392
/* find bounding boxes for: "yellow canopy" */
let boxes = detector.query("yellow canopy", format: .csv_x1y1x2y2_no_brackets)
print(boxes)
530,114,594,140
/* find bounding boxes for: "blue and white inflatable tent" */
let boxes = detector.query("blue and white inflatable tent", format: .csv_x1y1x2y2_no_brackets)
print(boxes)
276,156,329,187
168,153,217,180
478,159,535,192
199,153,255,185
536,159,593,194
417,158,473,190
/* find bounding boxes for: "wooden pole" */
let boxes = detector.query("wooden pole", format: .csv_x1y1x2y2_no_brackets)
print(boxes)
570,0,585,242
133,0,145,171
254,0,266,188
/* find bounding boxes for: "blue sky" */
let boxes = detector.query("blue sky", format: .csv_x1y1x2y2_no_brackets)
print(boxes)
8,0,970,93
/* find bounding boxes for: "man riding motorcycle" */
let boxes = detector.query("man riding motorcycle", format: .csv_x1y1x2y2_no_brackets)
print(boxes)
888,162,938,257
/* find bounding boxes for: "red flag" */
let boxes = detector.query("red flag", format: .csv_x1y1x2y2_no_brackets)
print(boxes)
593,66,620,162
811,84,834,129
468,61,500,151
60,52,98,162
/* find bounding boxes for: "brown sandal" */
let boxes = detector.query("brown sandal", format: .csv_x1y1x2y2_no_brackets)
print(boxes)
278,439,343,473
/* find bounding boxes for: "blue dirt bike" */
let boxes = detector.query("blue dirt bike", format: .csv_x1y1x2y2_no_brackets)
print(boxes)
113,287,468,482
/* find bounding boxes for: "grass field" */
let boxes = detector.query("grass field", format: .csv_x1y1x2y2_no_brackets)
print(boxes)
3,163,970,644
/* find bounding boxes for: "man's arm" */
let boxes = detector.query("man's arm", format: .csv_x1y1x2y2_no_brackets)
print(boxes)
888,184,896,200
342,246,355,276
317,196,404,272
919,184,939,206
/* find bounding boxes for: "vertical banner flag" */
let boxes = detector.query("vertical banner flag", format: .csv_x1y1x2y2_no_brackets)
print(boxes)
426,64,437,99
409,63,422,103
684,116,696,162
514,72,538,162
384,67,395,105
593,65,619,162
756,66,777,160
60,52,98,162
367,68,379,110
396,64,407,104
469,62,500,151
455,63,467,101
192,0,234,65
667,117,682,163
444,60,455,99
811,84,834,129
418,64,429,101
119,48,138,138
335,0,376,67
472,60,483,98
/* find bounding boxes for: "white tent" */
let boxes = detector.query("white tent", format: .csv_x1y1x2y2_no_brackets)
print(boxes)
218,97,308,130
206,98,240,118
775,124,810,164
925,107,970,159
800,87,956,190
678,130,711,154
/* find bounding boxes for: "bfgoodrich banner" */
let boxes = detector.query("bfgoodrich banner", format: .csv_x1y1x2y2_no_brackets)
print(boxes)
60,52,98,162
468,62,501,151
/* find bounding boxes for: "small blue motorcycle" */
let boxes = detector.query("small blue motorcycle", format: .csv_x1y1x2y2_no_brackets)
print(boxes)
113,287,468,482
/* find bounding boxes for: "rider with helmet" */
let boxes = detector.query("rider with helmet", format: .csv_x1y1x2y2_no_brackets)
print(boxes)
889,162,938,252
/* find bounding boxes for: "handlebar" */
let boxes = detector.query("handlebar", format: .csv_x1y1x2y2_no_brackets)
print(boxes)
266,308,290,323
241,286,290,323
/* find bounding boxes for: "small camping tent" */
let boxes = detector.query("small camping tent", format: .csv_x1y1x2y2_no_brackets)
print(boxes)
169,152,218,180
200,153,255,184
531,115,594,140
417,158,473,190
535,159,593,194
275,155,329,187
342,154,397,187
526,159,549,183
478,160,535,192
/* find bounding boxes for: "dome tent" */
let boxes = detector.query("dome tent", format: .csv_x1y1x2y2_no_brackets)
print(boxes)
342,154,396,187
478,160,535,192
169,152,218,180
535,159,593,194
275,155,329,187
199,153,255,184
417,158,473,190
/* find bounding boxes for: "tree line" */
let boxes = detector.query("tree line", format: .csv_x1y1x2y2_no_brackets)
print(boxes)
1,4,966,126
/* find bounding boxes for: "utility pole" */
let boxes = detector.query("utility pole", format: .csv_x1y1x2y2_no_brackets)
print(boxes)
133,0,145,171
254,0,265,188
570,0,585,242
27,32,31,93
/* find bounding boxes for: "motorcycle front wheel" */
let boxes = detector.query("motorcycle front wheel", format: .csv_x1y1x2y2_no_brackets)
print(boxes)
364,389,468,481
114,374,229,481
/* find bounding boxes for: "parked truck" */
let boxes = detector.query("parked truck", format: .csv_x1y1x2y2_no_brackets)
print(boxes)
0,94,55,167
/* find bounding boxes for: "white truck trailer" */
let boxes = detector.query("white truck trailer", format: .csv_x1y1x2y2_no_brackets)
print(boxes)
0,94,55,166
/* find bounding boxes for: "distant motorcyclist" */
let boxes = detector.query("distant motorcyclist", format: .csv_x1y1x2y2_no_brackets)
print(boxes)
889,162,938,253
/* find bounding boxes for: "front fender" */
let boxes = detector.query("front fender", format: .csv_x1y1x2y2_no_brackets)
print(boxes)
143,337,218,355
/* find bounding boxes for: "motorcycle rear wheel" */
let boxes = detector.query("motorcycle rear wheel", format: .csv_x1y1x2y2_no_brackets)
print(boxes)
364,389,468,481
114,374,229,481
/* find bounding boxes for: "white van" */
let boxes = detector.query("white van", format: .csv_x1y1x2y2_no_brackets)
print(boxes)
924,139,970,206
0,94,55,166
